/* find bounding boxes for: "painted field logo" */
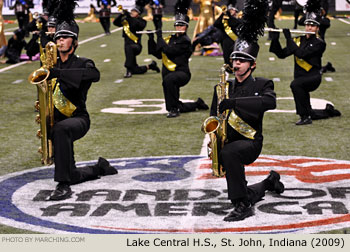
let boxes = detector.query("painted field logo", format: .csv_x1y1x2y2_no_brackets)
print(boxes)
0,155,349,234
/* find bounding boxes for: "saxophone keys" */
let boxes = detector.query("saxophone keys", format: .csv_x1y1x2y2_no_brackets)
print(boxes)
35,114,41,124
34,100,40,111
36,129,42,139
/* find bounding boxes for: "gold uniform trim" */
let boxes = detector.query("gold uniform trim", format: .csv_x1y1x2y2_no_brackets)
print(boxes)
53,82,76,117
222,16,238,41
161,35,177,72
122,20,138,43
293,37,313,72
227,111,256,140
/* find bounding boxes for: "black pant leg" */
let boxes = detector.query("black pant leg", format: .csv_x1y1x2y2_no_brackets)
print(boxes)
220,140,262,201
153,15,162,30
290,74,321,117
52,116,90,183
124,43,147,74
162,71,191,111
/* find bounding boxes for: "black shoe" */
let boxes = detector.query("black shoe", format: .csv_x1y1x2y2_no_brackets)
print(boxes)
98,157,118,176
326,104,341,117
326,62,335,72
265,170,284,194
149,60,160,73
295,116,312,125
124,70,132,78
196,97,209,110
320,66,327,74
49,183,73,201
167,108,180,118
223,202,254,222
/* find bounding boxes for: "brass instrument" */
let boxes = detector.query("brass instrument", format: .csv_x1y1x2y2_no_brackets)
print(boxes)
117,5,126,13
201,64,229,177
221,5,227,13
28,41,57,165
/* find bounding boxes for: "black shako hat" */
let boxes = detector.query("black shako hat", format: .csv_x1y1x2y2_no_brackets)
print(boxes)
174,0,191,26
230,0,268,62
53,0,79,40
132,0,148,14
304,0,321,26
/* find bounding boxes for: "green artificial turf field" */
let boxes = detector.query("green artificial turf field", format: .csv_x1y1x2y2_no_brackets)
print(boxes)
0,16,349,233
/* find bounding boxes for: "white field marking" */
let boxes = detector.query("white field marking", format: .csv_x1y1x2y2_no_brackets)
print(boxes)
269,57,275,61
103,59,111,62
100,44,107,48
79,27,122,45
325,77,333,82
143,58,152,62
265,42,270,46
348,33,350,36
114,79,123,83
339,18,350,25
215,58,223,60
12,79,23,84
273,77,280,82
4,27,17,32
5,32,13,36
189,58,192,62
0,27,123,74
331,42,337,45
271,97,333,113
0,61,28,73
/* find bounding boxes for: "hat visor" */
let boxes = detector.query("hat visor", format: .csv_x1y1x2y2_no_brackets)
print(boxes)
304,19,320,26
230,52,255,62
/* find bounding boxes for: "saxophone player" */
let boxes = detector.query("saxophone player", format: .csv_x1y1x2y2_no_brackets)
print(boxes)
208,0,284,222
46,0,117,201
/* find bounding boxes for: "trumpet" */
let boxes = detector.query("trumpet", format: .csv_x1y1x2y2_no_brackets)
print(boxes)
265,27,316,35
136,30,184,34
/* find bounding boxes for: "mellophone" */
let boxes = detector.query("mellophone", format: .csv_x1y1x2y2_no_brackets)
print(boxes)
265,27,316,35
136,30,184,34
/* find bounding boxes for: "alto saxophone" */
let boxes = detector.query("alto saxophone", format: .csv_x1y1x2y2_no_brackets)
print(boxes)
201,64,229,177
28,41,57,165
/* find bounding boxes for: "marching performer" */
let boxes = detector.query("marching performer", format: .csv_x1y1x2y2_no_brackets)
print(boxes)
213,1,241,70
148,0,209,118
269,0,340,126
149,0,165,30
113,0,160,78
97,0,116,35
44,0,117,200
208,0,283,222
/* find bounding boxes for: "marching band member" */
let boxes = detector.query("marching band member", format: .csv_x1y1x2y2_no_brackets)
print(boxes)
149,0,165,30
97,0,116,35
269,0,340,126
209,0,283,222
148,0,209,118
213,1,241,70
47,0,117,201
113,0,160,78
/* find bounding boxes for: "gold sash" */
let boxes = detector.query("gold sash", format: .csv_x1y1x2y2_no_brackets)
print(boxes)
222,16,238,41
228,111,256,139
293,37,312,72
217,83,256,140
161,35,177,71
53,82,76,117
122,20,138,43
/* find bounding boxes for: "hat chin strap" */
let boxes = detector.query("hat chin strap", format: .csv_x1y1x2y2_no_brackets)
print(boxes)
234,66,252,77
